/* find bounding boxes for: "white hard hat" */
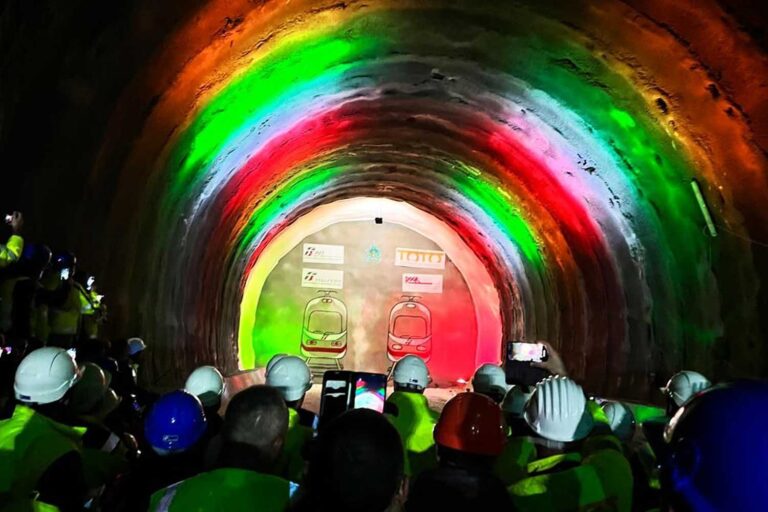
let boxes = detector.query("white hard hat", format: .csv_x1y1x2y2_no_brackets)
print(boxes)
14,347,81,404
185,365,225,407
472,364,509,399
663,371,711,407
602,401,635,441
392,355,430,390
265,353,288,377
524,376,593,442
501,385,530,418
266,356,312,402
127,337,147,356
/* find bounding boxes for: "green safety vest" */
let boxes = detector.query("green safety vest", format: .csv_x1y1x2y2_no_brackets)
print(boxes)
148,468,294,512
493,436,538,485
0,405,84,503
48,285,81,336
275,408,313,483
385,391,440,477
509,435,633,512
0,235,23,268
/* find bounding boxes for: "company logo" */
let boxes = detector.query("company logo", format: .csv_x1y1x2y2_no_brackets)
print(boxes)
395,248,446,270
402,273,443,294
302,268,344,290
303,243,345,265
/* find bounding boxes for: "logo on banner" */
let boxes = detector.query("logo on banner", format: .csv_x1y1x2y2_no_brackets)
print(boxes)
303,244,345,265
395,248,446,270
402,273,444,294
302,268,344,289
365,244,382,264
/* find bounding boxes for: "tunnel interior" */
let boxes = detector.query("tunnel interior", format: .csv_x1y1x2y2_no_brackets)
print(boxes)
2,0,768,401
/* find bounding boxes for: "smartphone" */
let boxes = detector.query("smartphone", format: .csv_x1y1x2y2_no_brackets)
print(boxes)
86,275,95,290
504,341,552,386
60,268,71,281
4,214,12,225
319,370,352,427
510,342,547,363
352,372,387,413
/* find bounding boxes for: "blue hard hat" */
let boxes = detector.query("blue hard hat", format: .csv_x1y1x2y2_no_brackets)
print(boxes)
662,380,768,511
52,251,77,271
144,390,207,455
21,243,52,267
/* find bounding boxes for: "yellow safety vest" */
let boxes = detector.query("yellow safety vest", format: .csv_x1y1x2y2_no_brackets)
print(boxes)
385,391,440,477
0,235,23,268
0,405,84,503
48,285,81,336
493,436,538,485
275,408,313,483
148,468,294,512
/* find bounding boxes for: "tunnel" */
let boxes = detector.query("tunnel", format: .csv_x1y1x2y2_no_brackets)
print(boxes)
2,0,768,402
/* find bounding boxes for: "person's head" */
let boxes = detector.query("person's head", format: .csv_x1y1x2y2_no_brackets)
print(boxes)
185,365,225,411
51,251,77,279
662,381,768,511
524,376,593,445
265,353,288,375
14,347,81,416
662,370,711,414
602,401,635,442
220,385,288,472
126,337,146,365
392,355,430,393
471,363,509,404
144,390,207,456
301,409,405,512
20,243,51,279
265,355,312,408
434,392,507,472
68,362,121,421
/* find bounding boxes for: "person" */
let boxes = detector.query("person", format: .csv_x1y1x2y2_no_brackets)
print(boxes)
661,370,711,415
508,376,633,511
110,337,154,408
407,392,513,509
471,363,510,403
185,365,225,440
0,243,50,341
385,355,440,477
661,380,768,511
74,271,106,342
0,347,88,511
291,408,406,512
149,385,294,511
265,355,315,482
0,211,23,268
493,385,537,485
40,251,81,348
127,390,208,510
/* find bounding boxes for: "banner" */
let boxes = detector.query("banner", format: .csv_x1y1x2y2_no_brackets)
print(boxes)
402,273,444,294
303,243,345,264
394,247,446,270
302,268,344,289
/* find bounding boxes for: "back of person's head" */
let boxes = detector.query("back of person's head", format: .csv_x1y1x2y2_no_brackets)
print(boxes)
265,355,312,405
221,385,288,470
662,381,768,511
524,376,593,443
471,363,509,403
392,355,430,393
185,365,225,409
14,346,80,406
406,465,514,511
69,362,120,418
144,390,207,456
662,370,711,409
300,409,404,512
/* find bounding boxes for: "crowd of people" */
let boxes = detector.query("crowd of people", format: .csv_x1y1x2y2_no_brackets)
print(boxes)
2,211,767,511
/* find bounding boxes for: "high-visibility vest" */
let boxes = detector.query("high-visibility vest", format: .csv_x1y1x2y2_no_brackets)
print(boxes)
385,391,440,477
0,235,23,268
48,285,81,336
148,468,295,512
493,436,538,485
0,405,84,502
276,408,313,483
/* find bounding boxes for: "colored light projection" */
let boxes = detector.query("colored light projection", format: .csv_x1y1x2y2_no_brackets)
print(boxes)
97,0,768,399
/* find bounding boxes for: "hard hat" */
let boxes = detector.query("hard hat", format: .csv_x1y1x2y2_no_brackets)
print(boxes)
662,371,711,407
524,376,593,442
662,381,768,510
501,385,530,418
21,243,52,268
69,362,120,415
265,353,288,376
14,347,81,404
185,365,225,407
144,390,207,455
266,356,312,402
52,251,77,270
472,363,509,401
127,337,147,356
392,355,429,390
434,392,507,456
602,401,635,441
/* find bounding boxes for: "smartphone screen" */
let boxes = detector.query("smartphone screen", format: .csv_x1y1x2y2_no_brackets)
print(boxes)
60,268,70,281
319,371,352,427
86,276,95,290
511,342,546,362
353,372,387,413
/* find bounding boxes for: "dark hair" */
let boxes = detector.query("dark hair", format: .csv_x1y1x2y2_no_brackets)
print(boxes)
294,409,404,512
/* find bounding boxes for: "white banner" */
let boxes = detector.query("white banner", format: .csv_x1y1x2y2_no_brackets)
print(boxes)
394,247,446,269
301,268,344,289
402,273,444,294
303,243,345,265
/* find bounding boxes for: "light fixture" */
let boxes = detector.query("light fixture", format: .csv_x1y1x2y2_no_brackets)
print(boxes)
690,179,717,238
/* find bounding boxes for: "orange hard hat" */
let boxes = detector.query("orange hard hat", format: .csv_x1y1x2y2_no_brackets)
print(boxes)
434,392,507,456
